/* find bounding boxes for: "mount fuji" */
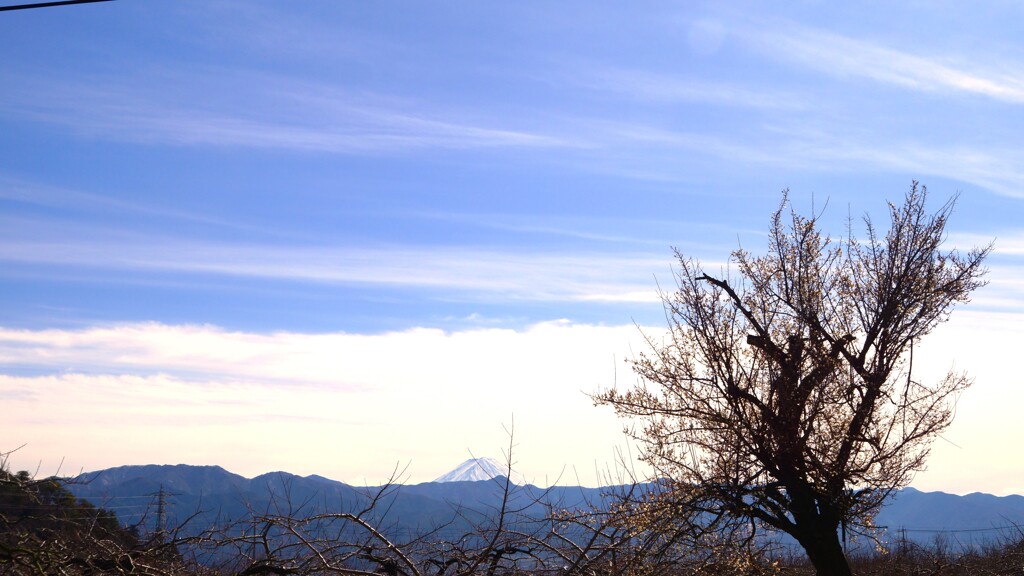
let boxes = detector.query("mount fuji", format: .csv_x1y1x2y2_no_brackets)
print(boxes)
433,457,526,484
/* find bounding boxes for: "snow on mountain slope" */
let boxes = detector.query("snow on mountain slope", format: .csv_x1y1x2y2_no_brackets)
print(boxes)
433,457,525,484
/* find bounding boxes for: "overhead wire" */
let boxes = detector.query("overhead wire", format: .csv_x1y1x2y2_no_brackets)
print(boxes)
0,0,114,12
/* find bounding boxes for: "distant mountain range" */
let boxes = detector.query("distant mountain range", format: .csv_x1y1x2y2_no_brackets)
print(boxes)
69,461,609,546
67,461,1024,552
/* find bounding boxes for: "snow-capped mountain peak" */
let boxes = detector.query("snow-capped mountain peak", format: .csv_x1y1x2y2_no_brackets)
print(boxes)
433,457,525,484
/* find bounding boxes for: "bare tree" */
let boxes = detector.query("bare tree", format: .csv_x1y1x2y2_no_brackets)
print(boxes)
595,183,990,576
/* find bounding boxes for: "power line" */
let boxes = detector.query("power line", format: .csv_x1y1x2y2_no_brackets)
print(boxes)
884,524,1024,535
0,0,114,11
71,495,155,501
0,503,152,511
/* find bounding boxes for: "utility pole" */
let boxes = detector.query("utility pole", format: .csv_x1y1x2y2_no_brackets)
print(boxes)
250,517,259,561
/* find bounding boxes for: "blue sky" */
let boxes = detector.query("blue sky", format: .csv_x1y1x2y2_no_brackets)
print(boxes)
1,1,1022,493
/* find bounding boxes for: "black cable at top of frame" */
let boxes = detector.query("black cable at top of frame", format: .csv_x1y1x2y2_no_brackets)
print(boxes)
0,0,115,12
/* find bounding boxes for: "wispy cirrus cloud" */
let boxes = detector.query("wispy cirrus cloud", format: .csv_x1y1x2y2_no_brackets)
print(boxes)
560,117,1024,198
0,224,666,304
0,71,571,153
7,212,1018,311
747,22,1024,103
749,124,1024,199
0,177,278,235
573,65,806,110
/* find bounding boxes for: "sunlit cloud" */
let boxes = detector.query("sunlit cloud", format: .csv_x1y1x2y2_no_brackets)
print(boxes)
2,307,1022,493
0,321,650,485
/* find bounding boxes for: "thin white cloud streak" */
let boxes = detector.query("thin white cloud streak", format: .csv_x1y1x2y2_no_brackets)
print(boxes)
179,0,401,65
787,134,1024,199
45,103,558,153
2,217,1019,310
1,73,571,154
0,233,665,303
962,230,1024,310
0,177,276,236
952,232,1024,257
412,210,740,249
962,260,1024,311
748,21,1024,104
610,116,1024,199
572,66,806,110
562,117,1024,199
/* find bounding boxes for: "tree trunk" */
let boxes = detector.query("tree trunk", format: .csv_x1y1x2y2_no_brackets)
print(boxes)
798,526,852,576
